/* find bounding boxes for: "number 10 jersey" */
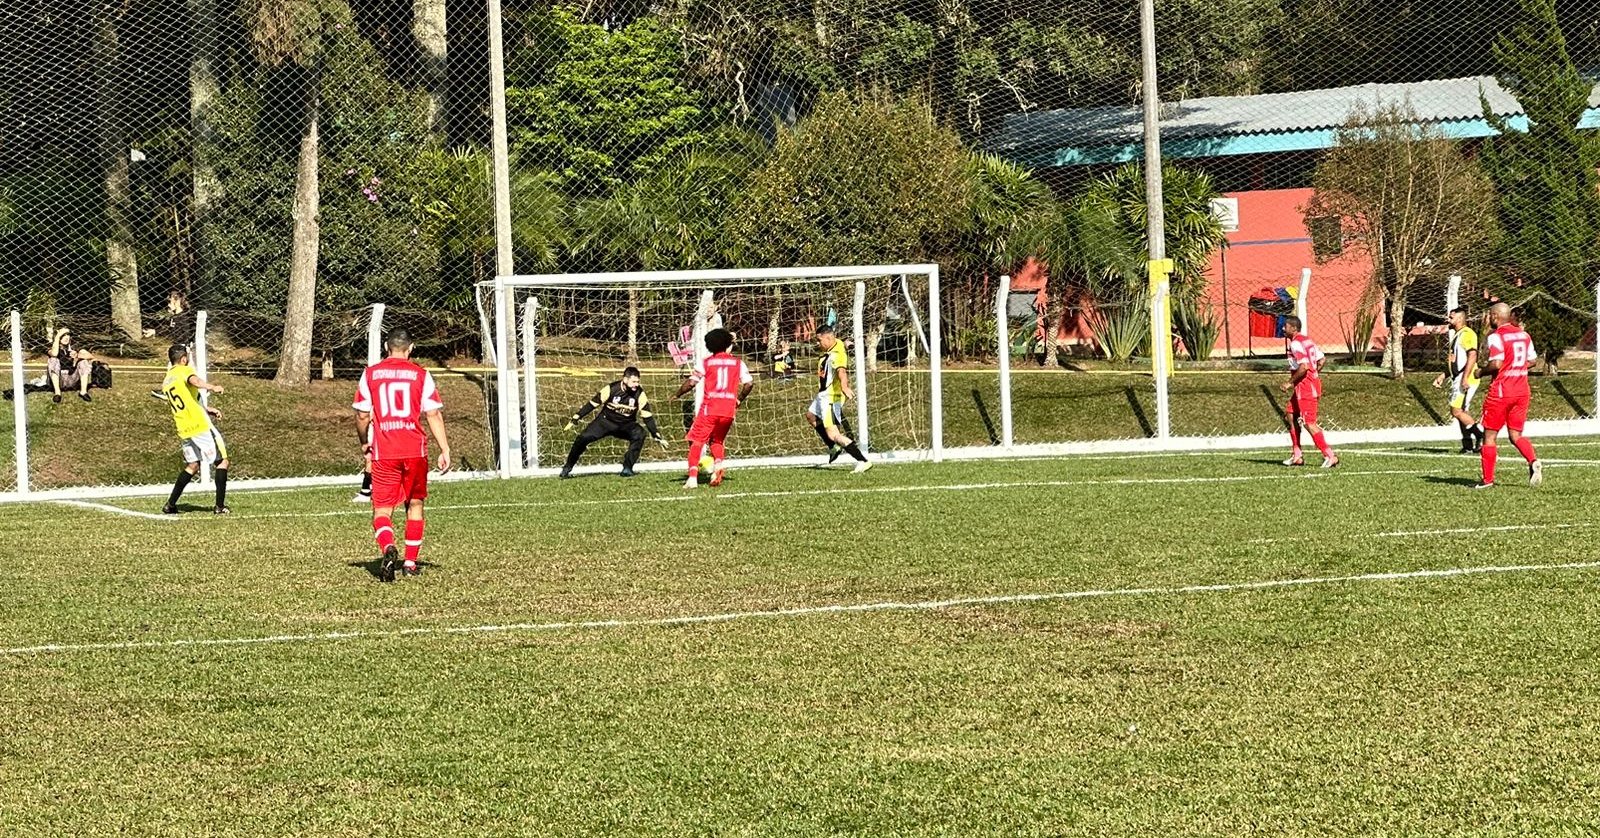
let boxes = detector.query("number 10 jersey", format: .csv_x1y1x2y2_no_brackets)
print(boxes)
353,358,444,461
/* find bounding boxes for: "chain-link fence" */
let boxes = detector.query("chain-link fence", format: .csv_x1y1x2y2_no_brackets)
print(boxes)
4,1,1600,496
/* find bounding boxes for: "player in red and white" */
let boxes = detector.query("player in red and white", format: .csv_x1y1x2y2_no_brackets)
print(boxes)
1280,316,1338,468
674,328,752,488
1476,302,1542,489
353,329,452,582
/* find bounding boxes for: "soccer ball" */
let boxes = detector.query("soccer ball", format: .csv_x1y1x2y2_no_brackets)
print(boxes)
699,453,716,472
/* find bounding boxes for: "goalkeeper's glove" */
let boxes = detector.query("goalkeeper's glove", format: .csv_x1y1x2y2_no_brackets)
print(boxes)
655,436,669,450
564,418,577,432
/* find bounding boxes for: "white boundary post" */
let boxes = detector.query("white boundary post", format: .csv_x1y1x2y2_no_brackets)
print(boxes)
691,289,715,415
1150,268,1171,440
9,310,28,495
521,297,539,471
1297,268,1312,327
997,274,1014,449
1446,275,1462,315
366,303,386,365
929,265,944,461
493,277,515,476
193,310,212,486
852,281,869,451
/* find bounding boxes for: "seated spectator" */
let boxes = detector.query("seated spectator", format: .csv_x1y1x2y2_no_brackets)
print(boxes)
47,328,94,403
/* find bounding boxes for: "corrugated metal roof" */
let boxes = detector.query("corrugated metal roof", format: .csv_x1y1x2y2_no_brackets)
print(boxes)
986,75,1600,163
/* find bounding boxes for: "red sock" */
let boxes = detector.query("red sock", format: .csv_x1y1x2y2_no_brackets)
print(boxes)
710,439,726,464
1481,444,1497,484
404,519,423,564
373,516,396,552
1513,437,1537,463
687,441,706,474
1289,425,1303,458
1311,431,1332,458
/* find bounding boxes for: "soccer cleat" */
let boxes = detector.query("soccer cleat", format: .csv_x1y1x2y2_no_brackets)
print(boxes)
558,469,573,480
827,445,842,465
853,460,873,474
1530,459,1544,487
379,546,399,583
709,468,726,487
1472,481,1496,490
683,474,698,490
1282,456,1304,467
1320,455,1339,469
78,392,91,402
351,492,370,504
213,506,230,515
162,503,179,515
402,561,419,577
619,468,636,478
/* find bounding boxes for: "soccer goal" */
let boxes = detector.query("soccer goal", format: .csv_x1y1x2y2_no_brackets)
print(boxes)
480,265,944,477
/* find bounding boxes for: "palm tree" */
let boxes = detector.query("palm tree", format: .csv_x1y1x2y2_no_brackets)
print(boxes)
569,136,755,359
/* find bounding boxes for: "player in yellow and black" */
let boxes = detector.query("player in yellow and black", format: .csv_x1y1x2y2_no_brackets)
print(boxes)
560,367,668,478
806,325,870,473
161,343,232,515
1433,306,1486,453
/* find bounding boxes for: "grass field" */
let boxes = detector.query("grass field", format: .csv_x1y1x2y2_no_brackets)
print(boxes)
4,441,1600,835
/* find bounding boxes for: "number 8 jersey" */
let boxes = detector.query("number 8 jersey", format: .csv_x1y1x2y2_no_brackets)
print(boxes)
353,358,444,460
1484,323,1537,401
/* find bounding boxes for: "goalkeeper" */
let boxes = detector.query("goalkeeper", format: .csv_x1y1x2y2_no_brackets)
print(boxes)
560,367,668,478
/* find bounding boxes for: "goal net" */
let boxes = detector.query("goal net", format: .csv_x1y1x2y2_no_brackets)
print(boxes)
481,266,945,476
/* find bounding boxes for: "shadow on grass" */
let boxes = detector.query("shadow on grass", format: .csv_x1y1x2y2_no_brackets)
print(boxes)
1123,387,1153,437
345,558,442,581
1551,379,1591,418
1418,475,1480,488
1405,383,1447,425
1259,385,1289,430
971,389,999,445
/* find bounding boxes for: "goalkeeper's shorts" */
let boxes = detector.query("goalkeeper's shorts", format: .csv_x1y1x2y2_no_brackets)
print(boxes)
1449,381,1479,412
807,393,845,428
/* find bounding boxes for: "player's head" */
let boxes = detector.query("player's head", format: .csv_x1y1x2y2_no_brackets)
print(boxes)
168,343,189,365
1490,302,1513,326
622,366,641,390
704,328,733,354
1449,307,1468,328
816,324,836,350
386,328,415,358
1283,316,1302,337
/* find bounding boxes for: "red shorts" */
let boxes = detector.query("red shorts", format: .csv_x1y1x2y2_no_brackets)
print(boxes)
687,414,734,445
370,457,429,507
1481,395,1529,433
1286,395,1319,425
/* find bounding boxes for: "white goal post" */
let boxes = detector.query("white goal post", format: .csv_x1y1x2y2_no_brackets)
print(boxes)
484,264,945,478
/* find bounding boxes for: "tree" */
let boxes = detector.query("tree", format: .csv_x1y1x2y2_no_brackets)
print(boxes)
1480,0,1600,366
248,0,329,387
95,5,141,341
728,91,971,267
506,8,715,196
1305,103,1499,378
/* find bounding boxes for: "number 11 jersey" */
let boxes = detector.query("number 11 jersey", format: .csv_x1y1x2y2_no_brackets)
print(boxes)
353,358,444,461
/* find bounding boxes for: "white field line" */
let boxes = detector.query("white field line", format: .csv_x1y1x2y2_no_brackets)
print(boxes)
59,468,1429,522
5,559,1598,657
1246,522,1592,545
52,500,178,521
1341,447,1600,465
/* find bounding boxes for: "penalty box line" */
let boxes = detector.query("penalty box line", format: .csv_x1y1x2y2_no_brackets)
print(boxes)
4,558,1599,657
56,468,1433,521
